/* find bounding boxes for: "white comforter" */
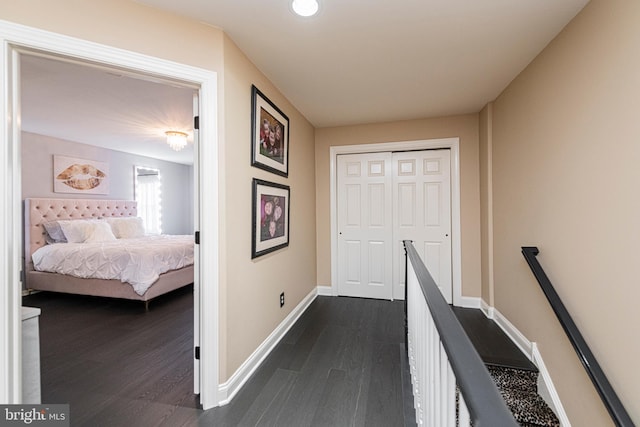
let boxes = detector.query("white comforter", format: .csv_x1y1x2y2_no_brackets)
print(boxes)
32,235,194,296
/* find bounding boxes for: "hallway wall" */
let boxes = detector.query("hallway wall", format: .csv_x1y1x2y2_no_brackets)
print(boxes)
220,35,317,383
488,0,640,424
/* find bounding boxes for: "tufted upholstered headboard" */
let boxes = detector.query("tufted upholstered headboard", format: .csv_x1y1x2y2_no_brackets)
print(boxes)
24,198,137,270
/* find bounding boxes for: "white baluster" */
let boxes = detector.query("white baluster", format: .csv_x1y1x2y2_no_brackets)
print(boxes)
459,394,471,426
407,258,463,426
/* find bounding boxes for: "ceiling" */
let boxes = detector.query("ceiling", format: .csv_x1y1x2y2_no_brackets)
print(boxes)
21,55,196,165
21,0,590,164
137,0,589,127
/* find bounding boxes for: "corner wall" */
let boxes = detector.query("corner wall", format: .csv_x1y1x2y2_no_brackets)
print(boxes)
479,104,493,306
489,0,639,424
315,114,482,298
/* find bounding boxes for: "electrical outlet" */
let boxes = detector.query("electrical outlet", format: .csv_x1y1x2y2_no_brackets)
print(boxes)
280,292,285,307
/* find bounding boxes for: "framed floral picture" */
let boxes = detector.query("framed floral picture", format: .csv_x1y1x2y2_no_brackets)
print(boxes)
251,85,289,177
252,178,290,258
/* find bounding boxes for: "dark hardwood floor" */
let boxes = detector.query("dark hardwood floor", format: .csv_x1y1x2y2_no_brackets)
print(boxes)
451,306,537,371
23,286,199,426
23,289,416,427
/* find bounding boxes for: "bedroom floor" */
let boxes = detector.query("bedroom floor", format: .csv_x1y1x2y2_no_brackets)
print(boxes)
23,290,415,427
23,286,198,425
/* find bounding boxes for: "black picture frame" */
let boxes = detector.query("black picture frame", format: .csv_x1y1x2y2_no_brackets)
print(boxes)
252,178,290,259
251,85,289,177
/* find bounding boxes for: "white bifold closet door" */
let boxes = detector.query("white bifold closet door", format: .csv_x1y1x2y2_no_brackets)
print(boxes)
337,149,451,302
337,153,394,299
392,150,451,303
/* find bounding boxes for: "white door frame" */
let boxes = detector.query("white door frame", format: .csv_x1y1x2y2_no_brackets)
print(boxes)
0,20,220,409
330,138,462,304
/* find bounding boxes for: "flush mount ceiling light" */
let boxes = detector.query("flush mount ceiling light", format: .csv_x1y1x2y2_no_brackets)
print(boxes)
292,0,319,17
165,131,188,151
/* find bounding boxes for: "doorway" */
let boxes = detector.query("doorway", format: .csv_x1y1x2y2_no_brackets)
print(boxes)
0,22,219,408
330,138,462,304
20,50,199,410
337,149,452,302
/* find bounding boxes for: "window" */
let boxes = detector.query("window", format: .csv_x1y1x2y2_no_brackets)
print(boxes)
134,166,162,234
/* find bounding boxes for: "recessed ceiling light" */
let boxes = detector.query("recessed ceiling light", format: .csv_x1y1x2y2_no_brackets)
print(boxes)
292,0,319,17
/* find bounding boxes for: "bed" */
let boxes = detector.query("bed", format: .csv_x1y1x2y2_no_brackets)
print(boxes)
24,198,194,308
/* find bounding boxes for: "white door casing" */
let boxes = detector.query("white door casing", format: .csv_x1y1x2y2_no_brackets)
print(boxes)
337,152,393,299
0,20,219,408
192,93,201,395
392,150,452,302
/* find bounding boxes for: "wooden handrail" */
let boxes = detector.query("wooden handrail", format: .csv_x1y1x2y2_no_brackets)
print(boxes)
405,241,518,426
522,246,634,427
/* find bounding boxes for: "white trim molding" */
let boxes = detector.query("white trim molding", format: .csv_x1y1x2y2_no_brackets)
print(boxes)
0,19,219,407
0,37,22,404
316,285,333,296
217,288,318,405
532,343,572,427
329,138,462,304
457,296,481,309
480,298,495,319
486,305,570,426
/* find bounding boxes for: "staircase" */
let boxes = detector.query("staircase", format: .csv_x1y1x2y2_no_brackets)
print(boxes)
487,365,559,427
452,307,560,427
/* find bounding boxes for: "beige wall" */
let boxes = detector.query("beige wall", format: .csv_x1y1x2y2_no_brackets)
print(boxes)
221,35,317,382
0,0,224,71
489,0,639,424
315,115,482,298
1,0,317,385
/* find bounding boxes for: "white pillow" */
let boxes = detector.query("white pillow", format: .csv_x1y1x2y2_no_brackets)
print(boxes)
106,217,145,239
84,221,117,243
58,219,101,243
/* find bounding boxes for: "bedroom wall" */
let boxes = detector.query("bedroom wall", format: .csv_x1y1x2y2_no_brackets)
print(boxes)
21,132,194,235
487,0,640,424
220,34,317,383
314,114,482,298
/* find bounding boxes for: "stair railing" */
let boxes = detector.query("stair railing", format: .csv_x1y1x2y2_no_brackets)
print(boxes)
522,246,634,427
404,241,518,426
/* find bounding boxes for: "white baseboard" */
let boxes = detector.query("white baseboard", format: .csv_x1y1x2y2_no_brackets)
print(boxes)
217,287,317,405
456,296,481,309
490,306,570,427
480,298,495,319
316,285,333,296
532,343,571,427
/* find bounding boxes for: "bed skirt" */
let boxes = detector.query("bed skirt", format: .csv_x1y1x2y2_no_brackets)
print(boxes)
26,265,194,302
